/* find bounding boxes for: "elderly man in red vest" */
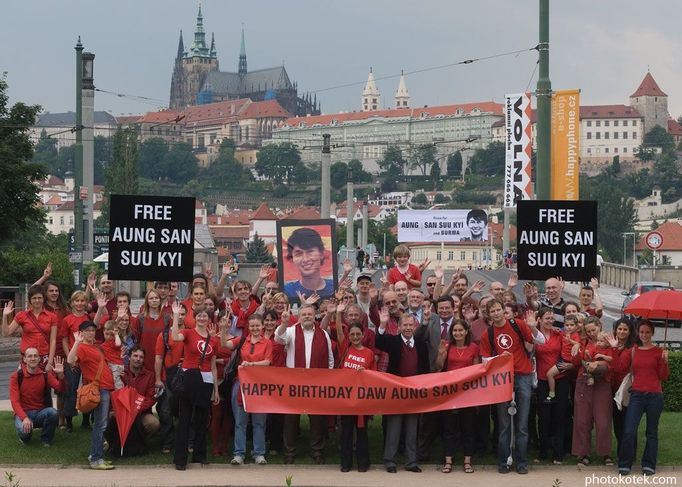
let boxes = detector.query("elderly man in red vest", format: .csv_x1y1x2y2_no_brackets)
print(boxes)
275,304,334,464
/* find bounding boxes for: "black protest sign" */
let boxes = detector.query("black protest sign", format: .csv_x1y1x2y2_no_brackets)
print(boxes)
517,200,597,281
108,195,195,281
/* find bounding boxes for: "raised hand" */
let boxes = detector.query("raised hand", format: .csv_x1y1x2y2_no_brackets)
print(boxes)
340,277,353,290
607,335,619,348
462,303,477,322
438,339,448,356
42,262,53,280
97,291,108,309
259,264,270,280
337,302,347,315
524,309,537,327
662,349,669,364
507,273,518,289
557,276,565,290
305,292,320,305
590,277,599,290
368,285,379,302
280,305,291,324
207,322,218,337
418,258,430,272
422,305,432,323
87,271,97,289
470,280,486,294
326,301,337,315
343,258,353,273
204,263,214,280
52,356,64,375
172,301,181,316
523,282,538,298
434,265,444,280
2,300,14,317
379,307,390,326
73,331,85,344
380,272,389,290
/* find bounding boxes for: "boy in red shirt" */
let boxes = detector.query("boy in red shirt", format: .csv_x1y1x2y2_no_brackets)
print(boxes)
101,321,124,390
387,245,422,289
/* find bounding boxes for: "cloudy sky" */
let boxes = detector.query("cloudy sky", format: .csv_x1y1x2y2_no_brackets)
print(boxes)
2,0,681,118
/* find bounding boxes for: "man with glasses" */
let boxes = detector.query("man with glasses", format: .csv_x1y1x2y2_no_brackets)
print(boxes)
424,276,438,300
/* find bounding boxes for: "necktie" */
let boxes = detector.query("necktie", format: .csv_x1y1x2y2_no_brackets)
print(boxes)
441,322,448,339
406,339,413,348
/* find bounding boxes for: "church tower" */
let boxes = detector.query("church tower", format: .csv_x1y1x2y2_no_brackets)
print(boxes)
361,67,381,112
629,71,669,135
169,4,219,110
394,70,410,109
238,25,247,75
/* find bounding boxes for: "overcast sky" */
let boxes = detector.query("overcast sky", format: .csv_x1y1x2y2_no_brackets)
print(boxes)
2,0,681,119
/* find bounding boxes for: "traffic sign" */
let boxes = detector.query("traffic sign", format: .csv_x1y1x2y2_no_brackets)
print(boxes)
645,231,663,250
68,252,82,263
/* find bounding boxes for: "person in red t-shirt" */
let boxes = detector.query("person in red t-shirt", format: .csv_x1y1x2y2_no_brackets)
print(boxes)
154,304,186,454
170,303,220,470
336,320,376,473
101,321,124,390
387,244,422,289
3,285,58,370
134,289,169,372
479,299,544,474
618,320,670,476
67,320,115,470
435,319,479,474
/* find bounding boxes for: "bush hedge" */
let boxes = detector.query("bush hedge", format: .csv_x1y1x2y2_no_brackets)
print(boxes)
664,351,682,411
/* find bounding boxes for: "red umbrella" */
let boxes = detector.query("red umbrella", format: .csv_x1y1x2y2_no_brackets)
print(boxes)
624,289,682,342
110,387,145,456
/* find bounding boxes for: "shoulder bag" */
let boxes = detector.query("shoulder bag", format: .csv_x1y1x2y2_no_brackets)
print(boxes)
77,347,104,413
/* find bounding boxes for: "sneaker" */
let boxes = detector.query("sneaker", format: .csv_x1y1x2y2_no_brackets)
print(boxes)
42,442,51,448
618,469,631,476
543,395,555,404
642,468,655,476
254,455,267,465
516,465,529,474
90,460,115,470
498,465,511,474
230,455,244,465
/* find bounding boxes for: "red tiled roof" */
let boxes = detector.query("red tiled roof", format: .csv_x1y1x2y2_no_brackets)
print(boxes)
489,221,517,247
208,212,253,225
210,227,250,239
251,202,278,220
635,222,682,251
44,175,65,186
55,200,104,211
195,200,206,209
336,202,384,218
580,105,642,119
183,99,251,125
138,110,182,124
281,207,321,220
283,101,504,128
116,115,142,125
631,72,667,98
668,119,682,136
240,100,291,119
45,195,65,206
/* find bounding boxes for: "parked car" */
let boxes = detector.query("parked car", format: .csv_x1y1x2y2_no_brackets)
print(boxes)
621,281,679,327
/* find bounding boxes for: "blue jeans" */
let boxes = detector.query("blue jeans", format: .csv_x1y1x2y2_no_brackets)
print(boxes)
618,391,664,473
232,380,267,457
89,389,111,463
64,365,81,418
15,408,59,444
496,373,532,469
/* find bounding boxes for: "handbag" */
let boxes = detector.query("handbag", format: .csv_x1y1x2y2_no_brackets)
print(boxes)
220,334,247,399
77,348,104,413
614,347,635,411
171,334,210,397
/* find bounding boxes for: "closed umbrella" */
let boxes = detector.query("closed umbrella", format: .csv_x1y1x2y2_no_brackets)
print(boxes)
623,289,682,342
110,386,145,456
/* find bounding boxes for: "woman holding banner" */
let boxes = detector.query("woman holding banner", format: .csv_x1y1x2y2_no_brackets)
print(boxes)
435,319,479,474
221,313,272,466
335,313,376,473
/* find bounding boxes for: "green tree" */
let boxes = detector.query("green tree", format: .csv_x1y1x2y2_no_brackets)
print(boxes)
137,137,168,180
245,233,274,263
429,159,441,180
644,125,676,153
101,127,139,221
411,193,428,206
378,145,405,176
255,142,302,184
635,145,656,162
335,219,398,260
201,139,240,188
0,77,46,244
347,159,372,182
93,135,112,185
433,193,449,204
330,161,348,190
468,141,505,176
165,142,199,184
31,129,59,175
412,144,437,175
446,151,463,177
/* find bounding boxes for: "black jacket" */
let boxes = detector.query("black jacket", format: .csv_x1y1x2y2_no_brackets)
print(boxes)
374,331,430,377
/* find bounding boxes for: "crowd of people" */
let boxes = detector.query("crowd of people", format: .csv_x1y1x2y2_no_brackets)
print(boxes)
1,246,670,476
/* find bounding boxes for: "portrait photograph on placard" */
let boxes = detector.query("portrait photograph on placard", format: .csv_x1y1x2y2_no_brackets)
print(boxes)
276,219,338,303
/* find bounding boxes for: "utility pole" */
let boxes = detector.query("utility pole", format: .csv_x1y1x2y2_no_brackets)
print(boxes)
320,134,331,218
361,202,369,248
536,0,552,200
82,51,95,265
73,37,84,287
346,168,354,250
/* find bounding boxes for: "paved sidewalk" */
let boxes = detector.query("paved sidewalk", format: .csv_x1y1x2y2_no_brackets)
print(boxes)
0,464,679,487
562,281,624,319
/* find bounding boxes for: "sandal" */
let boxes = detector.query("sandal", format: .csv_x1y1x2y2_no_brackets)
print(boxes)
604,456,615,466
441,463,452,473
577,456,591,466
463,462,474,474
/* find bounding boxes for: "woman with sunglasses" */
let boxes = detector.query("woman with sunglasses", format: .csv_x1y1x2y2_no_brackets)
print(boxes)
221,313,272,465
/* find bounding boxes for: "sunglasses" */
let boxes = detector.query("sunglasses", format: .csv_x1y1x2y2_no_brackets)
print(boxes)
426,282,436,287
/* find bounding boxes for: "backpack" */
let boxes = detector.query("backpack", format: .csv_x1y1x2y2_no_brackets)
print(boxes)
17,369,53,409
487,318,531,358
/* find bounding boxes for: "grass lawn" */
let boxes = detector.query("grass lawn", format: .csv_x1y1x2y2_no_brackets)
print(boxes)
0,411,680,466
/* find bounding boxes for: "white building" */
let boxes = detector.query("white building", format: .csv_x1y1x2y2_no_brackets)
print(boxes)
334,202,391,225
367,191,414,211
580,104,644,163
30,111,118,149
361,68,381,112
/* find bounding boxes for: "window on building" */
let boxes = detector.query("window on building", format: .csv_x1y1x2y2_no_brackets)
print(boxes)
436,251,442,260
448,251,454,260
460,251,466,260
614,120,619,127
60,216,64,225
48,217,53,225
623,131,628,139
624,147,628,153
615,148,619,153
623,120,628,127
605,132,609,139
596,132,601,139
472,251,478,261
633,132,637,139
632,120,637,126
69,216,74,225
605,120,610,127
587,148,592,154
614,132,619,139
586,120,592,127
587,132,592,139
605,148,609,153
596,121,601,127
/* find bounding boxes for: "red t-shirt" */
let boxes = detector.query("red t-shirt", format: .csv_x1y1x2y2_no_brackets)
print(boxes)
61,313,90,351
534,330,564,381
445,343,479,371
101,339,123,366
15,310,57,355
269,336,287,367
560,331,580,361
46,306,68,358
479,319,534,374
181,328,219,372
230,335,272,364
133,314,167,372
154,331,184,369
387,264,422,289
621,346,669,393
75,343,114,390
338,343,376,371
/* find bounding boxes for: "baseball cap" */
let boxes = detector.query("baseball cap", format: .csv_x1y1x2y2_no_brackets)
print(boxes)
79,320,97,331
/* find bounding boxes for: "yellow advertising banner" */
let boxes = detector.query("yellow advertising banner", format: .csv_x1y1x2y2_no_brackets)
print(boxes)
551,90,580,200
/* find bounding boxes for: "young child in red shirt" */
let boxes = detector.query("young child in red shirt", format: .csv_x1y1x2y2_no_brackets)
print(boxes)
544,318,579,402
387,244,422,289
101,320,124,390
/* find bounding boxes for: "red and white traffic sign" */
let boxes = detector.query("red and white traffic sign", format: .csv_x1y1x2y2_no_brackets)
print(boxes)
645,231,663,250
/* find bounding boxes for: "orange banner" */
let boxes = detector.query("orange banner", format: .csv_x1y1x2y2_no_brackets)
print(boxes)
551,89,580,200
239,355,513,415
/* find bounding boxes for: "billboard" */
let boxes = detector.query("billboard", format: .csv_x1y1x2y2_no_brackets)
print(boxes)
551,89,580,200
503,92,533,208
397,209,488,242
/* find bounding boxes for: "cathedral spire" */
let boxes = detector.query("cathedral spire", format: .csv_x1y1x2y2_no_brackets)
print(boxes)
176,30,185,60
190,2,209,57
362,67,381,111
238,24,247,75
394,70,410,109
209,32,217,58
